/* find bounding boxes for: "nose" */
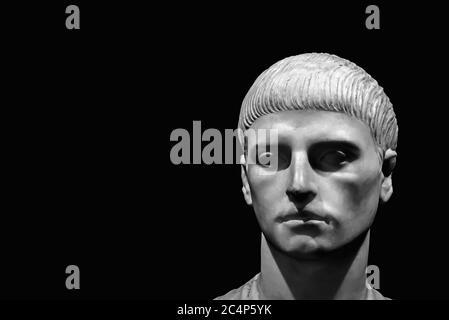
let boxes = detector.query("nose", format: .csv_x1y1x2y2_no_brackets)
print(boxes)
286,152,317,208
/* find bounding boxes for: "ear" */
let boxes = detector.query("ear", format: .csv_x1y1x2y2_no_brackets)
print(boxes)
240,154,252,205
380,149,397,203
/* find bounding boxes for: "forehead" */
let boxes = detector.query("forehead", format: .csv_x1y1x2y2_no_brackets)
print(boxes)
247,110,376,148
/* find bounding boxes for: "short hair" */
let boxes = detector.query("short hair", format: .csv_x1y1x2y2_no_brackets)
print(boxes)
238,53,398,152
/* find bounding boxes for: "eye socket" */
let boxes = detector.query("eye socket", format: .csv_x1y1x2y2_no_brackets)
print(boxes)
318,150,350,171
256,152,273,167
255,144,291,171
309,141,360,172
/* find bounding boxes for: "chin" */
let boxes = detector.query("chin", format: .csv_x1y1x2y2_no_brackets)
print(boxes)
281,235,323,256
274,233,342,259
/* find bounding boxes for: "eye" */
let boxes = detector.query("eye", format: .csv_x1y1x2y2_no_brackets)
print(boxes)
309,141,360,172
253,144,291,171
256,152,273,167
319,150,350,171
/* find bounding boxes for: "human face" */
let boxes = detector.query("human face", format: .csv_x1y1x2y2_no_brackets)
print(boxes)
244,110,384,259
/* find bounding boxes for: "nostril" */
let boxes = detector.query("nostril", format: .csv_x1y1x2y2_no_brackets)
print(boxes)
286,189,316,207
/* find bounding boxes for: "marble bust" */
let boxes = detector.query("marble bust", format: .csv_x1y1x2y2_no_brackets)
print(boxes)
215,53,398,300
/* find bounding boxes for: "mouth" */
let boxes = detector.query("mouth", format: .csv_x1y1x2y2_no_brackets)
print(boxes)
279,209,329,225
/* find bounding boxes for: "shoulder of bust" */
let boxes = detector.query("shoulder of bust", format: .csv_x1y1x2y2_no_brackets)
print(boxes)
214,273,260,300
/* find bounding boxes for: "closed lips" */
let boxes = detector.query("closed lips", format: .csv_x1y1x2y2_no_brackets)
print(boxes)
281,210,329,224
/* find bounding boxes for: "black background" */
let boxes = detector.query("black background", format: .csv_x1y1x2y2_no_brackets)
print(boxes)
1,1,447,300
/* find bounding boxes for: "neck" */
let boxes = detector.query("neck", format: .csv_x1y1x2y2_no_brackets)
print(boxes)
259,230,371,300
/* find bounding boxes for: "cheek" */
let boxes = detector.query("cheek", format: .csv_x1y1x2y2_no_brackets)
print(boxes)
322,167,382,219
343,175,381,214
247,166,288,217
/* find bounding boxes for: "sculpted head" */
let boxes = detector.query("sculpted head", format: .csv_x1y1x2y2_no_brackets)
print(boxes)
238,53,398,259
